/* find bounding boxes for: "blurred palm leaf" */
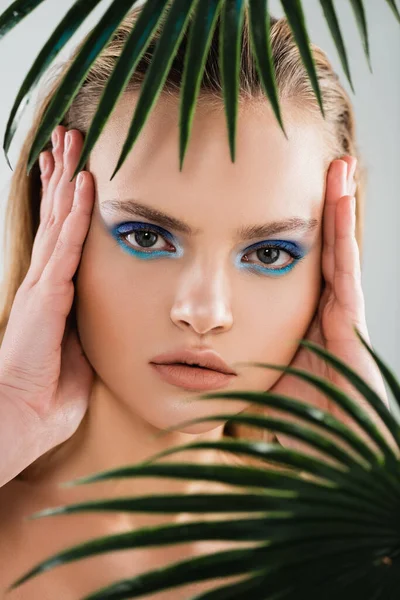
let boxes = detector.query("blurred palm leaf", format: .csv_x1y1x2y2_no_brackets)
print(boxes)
0,0,46,38
2,0,102,170
0,0,398,178
6,326,400,599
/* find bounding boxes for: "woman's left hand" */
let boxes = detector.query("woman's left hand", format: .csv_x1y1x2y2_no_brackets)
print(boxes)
266,156,394,455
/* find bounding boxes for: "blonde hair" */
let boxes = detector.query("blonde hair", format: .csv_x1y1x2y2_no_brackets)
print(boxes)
1,4,366,480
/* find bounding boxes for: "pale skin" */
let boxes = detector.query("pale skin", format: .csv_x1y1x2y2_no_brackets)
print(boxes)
0,93,393,598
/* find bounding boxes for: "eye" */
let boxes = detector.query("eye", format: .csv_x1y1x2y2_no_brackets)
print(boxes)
125,229,171,252
112,222,177,258
111,222,307,274
241,240,306,275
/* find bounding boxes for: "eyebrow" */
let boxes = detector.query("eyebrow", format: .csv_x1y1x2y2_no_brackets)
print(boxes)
101,198,319,242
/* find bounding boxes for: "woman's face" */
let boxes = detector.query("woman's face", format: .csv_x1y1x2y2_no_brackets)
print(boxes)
75,93,326,432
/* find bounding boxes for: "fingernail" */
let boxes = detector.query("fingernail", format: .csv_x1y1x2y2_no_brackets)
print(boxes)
351,196,356,213
77,173,84,189
39,152,47,174
52,128,59,149
347,159,357,191
65,132,71,152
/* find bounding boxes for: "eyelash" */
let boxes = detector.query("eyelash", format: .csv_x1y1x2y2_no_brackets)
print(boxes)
111,222,307,276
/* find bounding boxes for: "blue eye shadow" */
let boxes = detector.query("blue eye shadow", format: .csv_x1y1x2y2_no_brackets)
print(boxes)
109,221,309,274
110,222,183,259
234,239,308,276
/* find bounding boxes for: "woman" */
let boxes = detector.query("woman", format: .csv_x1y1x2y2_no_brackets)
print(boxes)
0,6,394,599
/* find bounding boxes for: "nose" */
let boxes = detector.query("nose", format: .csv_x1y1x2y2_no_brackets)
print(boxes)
170,261,233,336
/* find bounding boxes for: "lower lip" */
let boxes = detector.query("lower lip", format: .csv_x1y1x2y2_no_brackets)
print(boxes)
150,363,236,391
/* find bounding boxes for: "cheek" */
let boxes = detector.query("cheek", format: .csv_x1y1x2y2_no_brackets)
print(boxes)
234,247,322,388
74,227,170,382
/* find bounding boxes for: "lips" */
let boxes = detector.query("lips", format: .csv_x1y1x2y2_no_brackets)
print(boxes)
150,347,237,375
150,362,236,391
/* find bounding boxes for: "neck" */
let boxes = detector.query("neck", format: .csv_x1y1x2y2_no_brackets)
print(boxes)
25,376,230,498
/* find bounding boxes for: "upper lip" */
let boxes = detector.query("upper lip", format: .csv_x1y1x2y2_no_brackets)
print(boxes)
150,347,237,375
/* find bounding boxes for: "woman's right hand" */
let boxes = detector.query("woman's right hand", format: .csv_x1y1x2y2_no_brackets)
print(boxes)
0,125,95,483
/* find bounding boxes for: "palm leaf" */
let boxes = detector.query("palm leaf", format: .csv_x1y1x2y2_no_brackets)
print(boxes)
218,0,246,164
189,570,271,600
8,328,400,598
0,0,45,39
319,0,355,93
58,460,337,493
142,413,400,499
9,497,399,591
8,543,270,594
281,0,325,118
109,0,195,180
223,368,397,463
385,0,400,24
26,488,392,524
71,0,170,181
147,412,374,471
248,0,287,141
298,330,400,453
135,439,400,507
354,327,400,413
158,391,383,467
26,0,143,175
178,0,223,170
228,335,400,464
10,534,399,598
75,535,400,600
0,0,397,177
348,0,372,73
3,0,103,170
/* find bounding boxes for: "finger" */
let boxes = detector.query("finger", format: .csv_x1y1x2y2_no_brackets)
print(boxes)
28,125,66,281
321,159,348,286
39,150,54,223
340,155,357,195
334,193,365,323
53,128,84,222
40,172,94,287
27,129,85,285
42,125,67,223
32,150,55,263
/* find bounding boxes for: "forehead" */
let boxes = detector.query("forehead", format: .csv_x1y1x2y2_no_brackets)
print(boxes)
88,93,327,222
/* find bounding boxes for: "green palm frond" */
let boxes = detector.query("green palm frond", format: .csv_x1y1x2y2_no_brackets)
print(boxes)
6,327,400,598
1,0,398,178
25,0,140,175
281,0,324,117
386,0,400,22
109,0,196,180
319,0,355,93
218,0,246,165
0,0,46,39
247,0,287,140
179,0,224,169
348,0,373,72
2,0,103,170
70,0,170,181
